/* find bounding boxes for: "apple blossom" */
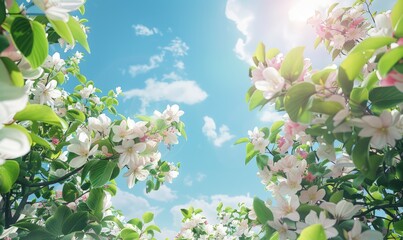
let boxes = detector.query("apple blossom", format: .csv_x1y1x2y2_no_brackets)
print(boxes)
66,132,98,168
254,67,285,100
296,211,338,238
33,80,62,106
33,0,85,22
0,127,31,165
299,186,326,204
320,200,362,221
114,140,146,168
346,219,383,240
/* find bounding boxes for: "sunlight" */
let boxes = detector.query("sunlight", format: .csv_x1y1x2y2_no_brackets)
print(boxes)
288,0,330,22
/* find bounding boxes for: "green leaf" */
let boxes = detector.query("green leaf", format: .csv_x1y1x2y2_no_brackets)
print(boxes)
352,137,370,174
49,19,74,45
350,87,368,116
66,109,86,122
249,89,267,110
395,219,403,231
329,190,344,203
266,48,280,59
14,104,68,129
253,197,273,224
45,205,72,236
102,216,124,229
254,42,265,64
395,15,403,38
145,224,161,233
0,160,20,193
391,0,403,29
62,182,78,202
67,16,90,52
0,0,6,24
127,218,143,230
378,47,403,76
62,212,88,235
0,35,9,53
142,212,154,224
369,86,403,109
245,142,259,164
10,17,48,68
256,154,269,170
23,228,56,240
0,57,24,87
284,82,316,123
87,188,105,213
89,160,117,188
280,46,305,83
340,37,395,88
120,228,139,240
308,98,344,115
30,132,53,150
298,224,326,240
234,137,249,145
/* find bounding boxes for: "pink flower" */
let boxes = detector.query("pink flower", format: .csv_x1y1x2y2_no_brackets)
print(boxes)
397,38,403,46
381,70,403,92
52,137,60,145
305,172,316,182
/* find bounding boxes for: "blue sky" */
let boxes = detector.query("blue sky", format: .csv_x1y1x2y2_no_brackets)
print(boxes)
66,0,394,237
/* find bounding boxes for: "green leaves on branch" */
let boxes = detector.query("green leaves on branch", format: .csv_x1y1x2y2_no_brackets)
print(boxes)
253,197,273,224
10,17,48,68
339,37,395,94
89,160,118,188
369,86,403,109
14,104,68,129
0,160,20,193
284,82,316,123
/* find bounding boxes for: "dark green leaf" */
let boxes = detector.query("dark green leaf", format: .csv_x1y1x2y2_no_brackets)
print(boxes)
284,82,316,123
369,86,403,109
45,205,72,236
62,212,88,235
89,160,117,188
253,197,273,224
87,188,105,213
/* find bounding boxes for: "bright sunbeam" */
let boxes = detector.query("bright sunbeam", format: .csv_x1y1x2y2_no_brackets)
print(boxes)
288,0,330,22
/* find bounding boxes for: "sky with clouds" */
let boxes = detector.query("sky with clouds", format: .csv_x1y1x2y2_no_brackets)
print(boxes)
75,0,394,238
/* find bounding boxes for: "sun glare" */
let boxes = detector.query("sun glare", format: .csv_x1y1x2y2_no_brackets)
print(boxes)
288,0,330,22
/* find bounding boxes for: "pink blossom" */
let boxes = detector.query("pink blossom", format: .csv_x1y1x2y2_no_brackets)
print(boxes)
397,38,403,46
381,70,403,92
251,63,266,83
304,172,316,182
51,137,60,145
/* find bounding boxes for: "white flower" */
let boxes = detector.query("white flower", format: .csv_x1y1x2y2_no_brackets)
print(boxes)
355,110,401,149
0,127,31,165
42,52,65,70
33,80,62,106
79,84,95,99
114,140,146,168
296,211,338,238
368,12,393,37
268,219,297,240
162,127,179,145
254,67,285,100
252,137,269,154
124,163,149,188
33,0,84,22
346,219,383,240
248,127,264,141
88,114,111,136
165,165,179,183
67,132,98,168
317,143,336,161
0,88,28,124
320,200,362,220
279,169,303,195
299,186,326,204
159,104,184,124
272,195,300,221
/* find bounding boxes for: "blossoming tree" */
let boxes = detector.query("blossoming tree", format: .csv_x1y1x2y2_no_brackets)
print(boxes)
0,0,186,239
175,0,403,239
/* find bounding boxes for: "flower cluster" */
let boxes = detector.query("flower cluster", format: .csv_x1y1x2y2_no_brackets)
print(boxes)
176,204,259,240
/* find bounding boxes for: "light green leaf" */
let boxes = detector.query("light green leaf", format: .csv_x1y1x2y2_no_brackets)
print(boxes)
66,109,86,122
30,132,53,150
67,16,90,52
266,48,280,59
120,228,139,240
89,160,117,188
280,46,305,83
10,17,48,68
284,82,316,123
0,57,24,87
0,160,20,193
234,137,249,145
254,42,265,63
378,46,403,76
49,19,74,45
391,0,403,29
298,224,326,240
14,104,68,129
253,197,273,224
142,212,154,224
249,89,268,110
145,225,161,233
245,142,259,164
308,98,344,115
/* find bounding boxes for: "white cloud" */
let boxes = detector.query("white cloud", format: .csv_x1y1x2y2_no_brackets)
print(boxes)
144,185,177,202
174,60,185,70
202,116,235,147
259,105,286,123
183,172,205,187
123,75,207,113
128,53,164,77
170,194,253,228
225,0,333,66
112,188,162,220
164,37,189,57
133,24,161,36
